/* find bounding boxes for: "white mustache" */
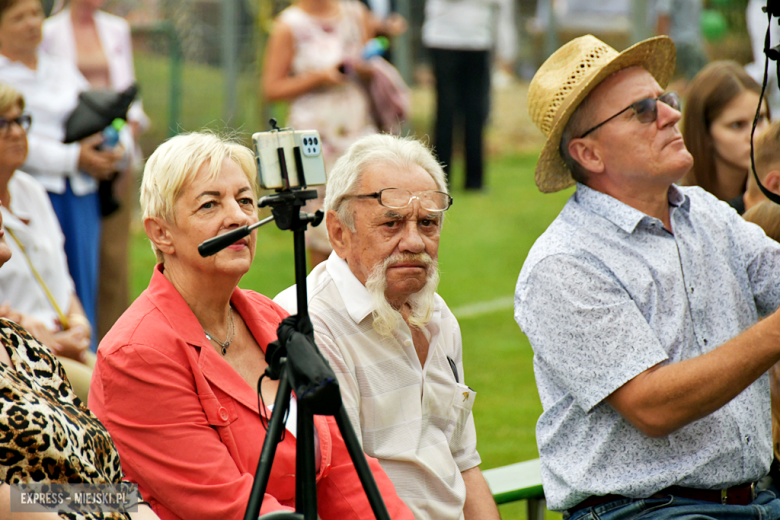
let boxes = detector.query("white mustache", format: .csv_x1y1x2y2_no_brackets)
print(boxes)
382,252,434,272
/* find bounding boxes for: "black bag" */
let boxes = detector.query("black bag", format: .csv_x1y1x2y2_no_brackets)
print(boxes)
64,84,138,217
63,84,137,143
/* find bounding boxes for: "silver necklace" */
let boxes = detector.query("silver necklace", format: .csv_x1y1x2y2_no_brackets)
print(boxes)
204,306,235,355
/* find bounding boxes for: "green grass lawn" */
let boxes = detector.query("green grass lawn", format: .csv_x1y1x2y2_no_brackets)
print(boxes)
128,152,571,519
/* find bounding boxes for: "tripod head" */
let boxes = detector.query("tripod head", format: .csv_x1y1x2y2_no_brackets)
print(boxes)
259,189,323,232
266,314,342,416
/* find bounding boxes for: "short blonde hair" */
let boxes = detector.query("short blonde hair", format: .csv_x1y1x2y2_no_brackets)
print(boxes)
140,132,259,262
0,82,24,114
755,120,780,180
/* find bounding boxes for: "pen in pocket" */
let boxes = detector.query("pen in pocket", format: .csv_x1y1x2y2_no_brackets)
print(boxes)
447,356,459,383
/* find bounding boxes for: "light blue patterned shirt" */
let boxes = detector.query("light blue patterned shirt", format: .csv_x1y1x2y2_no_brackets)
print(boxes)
515,183,780,511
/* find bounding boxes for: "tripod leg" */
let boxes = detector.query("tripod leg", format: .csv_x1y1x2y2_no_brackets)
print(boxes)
295,405,318,520
334,406,392,520
244,365,293,520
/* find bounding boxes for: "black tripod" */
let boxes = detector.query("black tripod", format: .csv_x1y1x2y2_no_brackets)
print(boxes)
197,171,392,520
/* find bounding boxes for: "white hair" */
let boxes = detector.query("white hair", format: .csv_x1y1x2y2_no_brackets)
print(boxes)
140,132,258,263
365,252,440,337
323,134,448,231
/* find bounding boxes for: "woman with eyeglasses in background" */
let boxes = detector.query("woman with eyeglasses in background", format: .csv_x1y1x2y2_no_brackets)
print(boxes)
0,82,95,402
681,60,770,213
0,0,124,350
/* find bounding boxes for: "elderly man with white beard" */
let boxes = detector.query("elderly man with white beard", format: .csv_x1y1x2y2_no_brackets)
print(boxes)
274,134,499,520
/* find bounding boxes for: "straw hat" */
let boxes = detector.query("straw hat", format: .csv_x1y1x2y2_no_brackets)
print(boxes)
528,35,676,193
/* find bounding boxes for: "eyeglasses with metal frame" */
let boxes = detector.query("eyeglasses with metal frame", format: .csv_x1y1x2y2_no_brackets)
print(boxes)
578,92,680,139
340,187,453,212
0,114,31,135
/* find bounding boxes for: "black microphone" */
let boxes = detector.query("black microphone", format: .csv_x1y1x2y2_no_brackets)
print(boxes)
197,226,250,257
197,215,276,257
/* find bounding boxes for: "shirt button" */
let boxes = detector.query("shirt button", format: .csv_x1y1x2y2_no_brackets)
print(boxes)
703,338,708,346
404,339,412,346
690,287,694,294
218,407,229,421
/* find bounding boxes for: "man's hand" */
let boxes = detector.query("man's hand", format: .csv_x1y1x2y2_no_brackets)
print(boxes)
77,133,123,180
607,308,780,437
462,466,500,520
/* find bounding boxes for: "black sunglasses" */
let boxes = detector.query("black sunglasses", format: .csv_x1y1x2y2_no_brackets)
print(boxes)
0,114,31,134
579,92,681,139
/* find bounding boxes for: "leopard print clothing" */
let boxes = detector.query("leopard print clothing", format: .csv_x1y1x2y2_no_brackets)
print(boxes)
0,319,131,519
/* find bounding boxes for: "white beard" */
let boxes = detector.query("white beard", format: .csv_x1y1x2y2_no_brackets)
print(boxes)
364,252,440,338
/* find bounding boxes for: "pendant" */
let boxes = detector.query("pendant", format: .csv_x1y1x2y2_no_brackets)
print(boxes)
222,346,227,355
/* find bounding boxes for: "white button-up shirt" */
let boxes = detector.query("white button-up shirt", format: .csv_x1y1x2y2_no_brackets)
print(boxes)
275,253,481,520
0,51,95,195
0,171,75,329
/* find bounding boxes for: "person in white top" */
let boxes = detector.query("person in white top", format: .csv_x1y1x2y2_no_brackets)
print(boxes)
422,0,516,192
0,0,123,351
275,134,499,520
0,82,94,400
42,0,151,342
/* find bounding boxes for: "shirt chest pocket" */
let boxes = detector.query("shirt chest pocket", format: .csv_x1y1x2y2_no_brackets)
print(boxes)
449,383,476,442
425,381,477,442
200,395,245,468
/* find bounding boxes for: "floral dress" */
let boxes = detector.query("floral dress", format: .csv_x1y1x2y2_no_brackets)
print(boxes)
279,0,377,252
0,319,132,519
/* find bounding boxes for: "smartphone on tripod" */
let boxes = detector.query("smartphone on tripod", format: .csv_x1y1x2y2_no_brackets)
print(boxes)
253,128,327,190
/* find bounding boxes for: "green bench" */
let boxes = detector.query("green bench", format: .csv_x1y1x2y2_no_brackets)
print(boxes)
483,458,546,520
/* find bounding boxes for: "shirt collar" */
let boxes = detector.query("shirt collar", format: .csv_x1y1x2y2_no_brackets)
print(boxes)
325,252,375,324
0,50,43,72
1,206,27,231
575,182,690,233
668,184,689,210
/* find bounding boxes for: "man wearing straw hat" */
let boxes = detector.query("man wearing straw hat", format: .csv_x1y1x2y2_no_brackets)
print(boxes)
516,34,780,519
